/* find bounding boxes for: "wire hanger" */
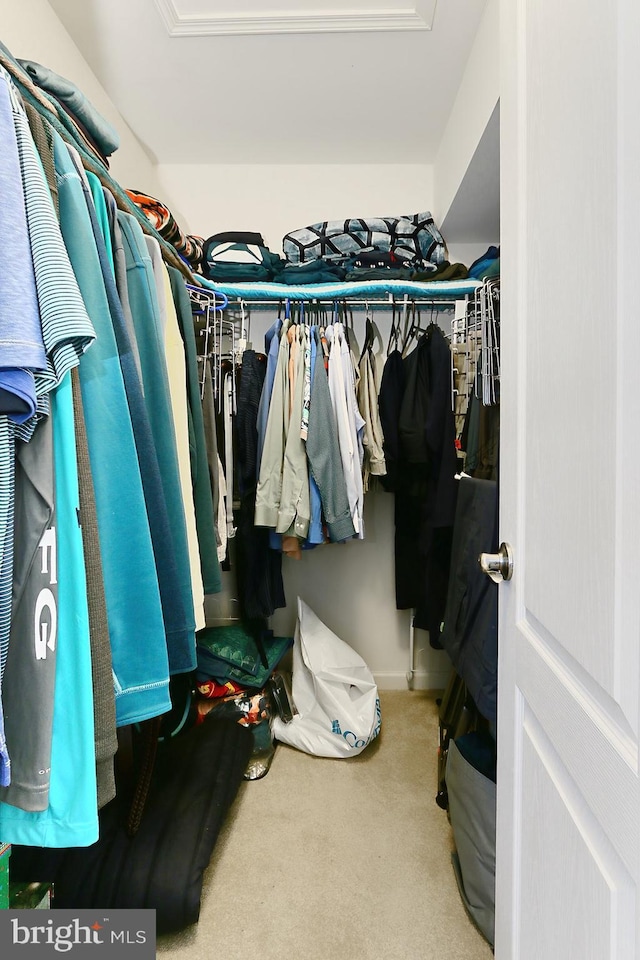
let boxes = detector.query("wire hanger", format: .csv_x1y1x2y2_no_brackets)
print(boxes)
359,300,375,363
399,295,415,355
387,296,402,356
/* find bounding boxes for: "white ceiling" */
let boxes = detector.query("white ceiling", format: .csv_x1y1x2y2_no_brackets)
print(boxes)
47,0,488,165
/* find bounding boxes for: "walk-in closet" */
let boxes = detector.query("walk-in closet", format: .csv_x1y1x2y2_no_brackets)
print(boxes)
0,2,638,959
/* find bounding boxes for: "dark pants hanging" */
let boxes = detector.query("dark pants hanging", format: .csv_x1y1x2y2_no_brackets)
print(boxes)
234,350,285,623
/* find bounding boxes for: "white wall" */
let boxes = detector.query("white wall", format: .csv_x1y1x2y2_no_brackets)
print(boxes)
0,0,169,199
433,0,499,230
157,163,434,254
271,491,452,692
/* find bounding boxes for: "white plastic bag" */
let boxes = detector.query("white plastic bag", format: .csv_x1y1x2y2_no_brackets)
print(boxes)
272,597,381,758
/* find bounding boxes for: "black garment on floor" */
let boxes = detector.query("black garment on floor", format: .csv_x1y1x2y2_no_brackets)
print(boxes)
9,716,253,934
234,350,285,622
440,477,498,724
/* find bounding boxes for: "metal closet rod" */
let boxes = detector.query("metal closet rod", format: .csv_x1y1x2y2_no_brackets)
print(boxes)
225,297,457,308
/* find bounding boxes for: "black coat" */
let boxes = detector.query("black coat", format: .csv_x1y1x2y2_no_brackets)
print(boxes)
380,327,458,643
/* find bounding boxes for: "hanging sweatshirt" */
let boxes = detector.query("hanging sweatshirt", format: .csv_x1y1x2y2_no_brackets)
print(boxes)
306,331,355,543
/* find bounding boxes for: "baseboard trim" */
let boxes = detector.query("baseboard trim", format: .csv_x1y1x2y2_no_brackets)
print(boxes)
373,670,450,692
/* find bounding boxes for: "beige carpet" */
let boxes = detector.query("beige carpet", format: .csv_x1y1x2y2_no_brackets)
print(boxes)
157,690,493,960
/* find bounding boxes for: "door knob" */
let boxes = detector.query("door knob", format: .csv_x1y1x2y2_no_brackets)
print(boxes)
479,541,514,583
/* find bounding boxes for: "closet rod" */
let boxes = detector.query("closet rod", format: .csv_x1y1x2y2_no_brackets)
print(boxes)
224,298,459,308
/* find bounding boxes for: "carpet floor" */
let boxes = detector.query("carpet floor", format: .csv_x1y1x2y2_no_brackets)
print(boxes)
157,690,494,960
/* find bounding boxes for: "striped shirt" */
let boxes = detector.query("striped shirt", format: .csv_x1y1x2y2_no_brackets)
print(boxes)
0,68,95,789
8,66,95,412
0,70,43,371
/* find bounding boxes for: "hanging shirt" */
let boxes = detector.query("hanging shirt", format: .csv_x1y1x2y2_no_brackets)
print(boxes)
358,342,387,490
0,419,14,788
0,78,95,791
0,73,42,420
0,68,44,372
0,412,57,812
0,374,98,846
145,235,168,338
278,323,311,547
301,320,312,441
223,369,237,541
255,316,281,473
327,323,364,538
200,357,222,558
12,98,95,404
306,332,355,543
378,349,405,493
102,187,143,382
70,367,118,811
162,267,205,632
305,328,324,547
168,268,223,596
255,321,291,530
340,324,366,478
53,130,170,726
117,210,196,675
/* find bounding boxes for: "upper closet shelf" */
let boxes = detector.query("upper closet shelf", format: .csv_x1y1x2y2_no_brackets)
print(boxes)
197,278,481,302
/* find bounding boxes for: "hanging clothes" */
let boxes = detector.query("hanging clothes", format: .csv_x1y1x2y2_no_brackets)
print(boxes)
462,388,500,481
255,319,291,531
223,368,236,542
199,358,224,559
305,328,325,547
327,322,364,538
383,325,458,645
255,318,358,550
0,375,98,847
0,54,246,852
255,315,282,471
277,323,311,546
234,348,285,621
161,269,206,632
1,413,56,811
169,268,223,596
0,67,44,791
102,187,143,381
116,208,197,674
378,347,405,493
70,368,118,811
53,130,170,725
357,320,386,490
0,69,96,798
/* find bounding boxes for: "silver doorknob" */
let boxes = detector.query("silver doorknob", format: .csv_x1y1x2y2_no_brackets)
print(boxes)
479,542,514,583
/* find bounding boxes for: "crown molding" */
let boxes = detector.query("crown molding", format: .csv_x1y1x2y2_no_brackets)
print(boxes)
153,0,436,37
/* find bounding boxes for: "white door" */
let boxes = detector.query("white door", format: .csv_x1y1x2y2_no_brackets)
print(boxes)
496,1,640,957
